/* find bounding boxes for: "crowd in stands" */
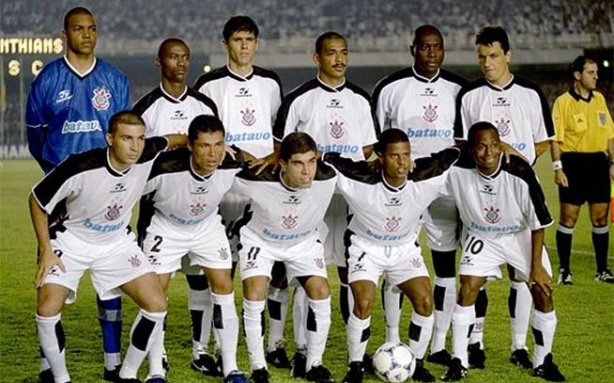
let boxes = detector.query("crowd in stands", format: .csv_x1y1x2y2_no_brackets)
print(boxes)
2,0,612,144
2,0,612,51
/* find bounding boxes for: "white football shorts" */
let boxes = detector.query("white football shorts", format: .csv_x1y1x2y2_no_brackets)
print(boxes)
238,226,328,282
44,230,153,304
143,214,232,274
458,229,552,281
346,234,429,286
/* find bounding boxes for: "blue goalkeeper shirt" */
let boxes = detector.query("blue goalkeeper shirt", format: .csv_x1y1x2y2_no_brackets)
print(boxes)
26,56,130,173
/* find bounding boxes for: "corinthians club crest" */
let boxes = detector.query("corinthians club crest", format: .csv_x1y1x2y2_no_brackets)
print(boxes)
422,103,438,122
92,87,111,111
483,206,501,224
189,201,206,217
281,213,298,230
495,118,511,136
329,119,345,139
240,106,256,126
218,247,230,260
384,215,401,232
104,203,123,221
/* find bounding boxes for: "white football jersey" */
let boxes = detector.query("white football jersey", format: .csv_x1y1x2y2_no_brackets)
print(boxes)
274,77,378,161
132,84,218,137
444,153,553,238
140,147,244,234
32,137,169,245
233,162,337,245
372,67,466,159
324,148,460,246
454,77,554,164
194,66,282,158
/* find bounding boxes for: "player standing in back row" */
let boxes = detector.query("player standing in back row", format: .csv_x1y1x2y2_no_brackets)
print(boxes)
266,31,378,377
454,26,554,371
25,7,130,382
194,16,286,370
132,38,220,379
371,25,467,365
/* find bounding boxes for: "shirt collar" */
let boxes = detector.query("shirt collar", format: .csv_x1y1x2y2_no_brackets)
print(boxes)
316,75,346,92
411,65,441,83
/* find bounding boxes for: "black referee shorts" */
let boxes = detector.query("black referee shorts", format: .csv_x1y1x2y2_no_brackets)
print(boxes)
559,152,610,205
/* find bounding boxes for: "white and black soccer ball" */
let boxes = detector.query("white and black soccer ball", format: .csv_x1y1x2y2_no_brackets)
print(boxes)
372,342,416,383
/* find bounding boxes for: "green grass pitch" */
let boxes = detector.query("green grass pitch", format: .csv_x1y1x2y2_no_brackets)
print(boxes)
1,158,612,382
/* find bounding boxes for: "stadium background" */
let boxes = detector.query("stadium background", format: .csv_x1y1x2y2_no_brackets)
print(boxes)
1,0,612,156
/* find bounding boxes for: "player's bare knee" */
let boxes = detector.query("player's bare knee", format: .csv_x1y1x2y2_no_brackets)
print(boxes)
558,215,578,228
242,276,268,301
36,286,66,317
305,278,330,300
210,280,234,295
140,293,167,313
458,281,480,306
353,298,373,319
590,217,608,227
414,295,433,316
531,288,554,313
36,300,62,317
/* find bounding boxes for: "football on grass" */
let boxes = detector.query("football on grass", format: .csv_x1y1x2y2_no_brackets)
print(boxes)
372,342,416,382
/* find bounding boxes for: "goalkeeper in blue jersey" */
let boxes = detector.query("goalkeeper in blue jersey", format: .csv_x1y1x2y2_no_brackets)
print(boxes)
25,6,130,383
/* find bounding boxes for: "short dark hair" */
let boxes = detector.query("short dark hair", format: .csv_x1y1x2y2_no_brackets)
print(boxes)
468,121,499,147
157,38,189,59
108,111,145,135
63,6,94,31
314,31,346,55
410,25,443,53
570,55,597,76
280,132,317,162
222,15,259,42
188,115,225,143
475,26,510,53
374,129,410,155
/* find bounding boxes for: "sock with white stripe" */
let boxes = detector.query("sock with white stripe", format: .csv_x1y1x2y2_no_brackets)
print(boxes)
242,299,266,370
267,286,289,351
36,313,71,383
293,286,308,351
306,297,332,371
509,280,532,351
592,225,609,272
451,304,475,368
556,224,574,272
431,276,456,353
120,309,166,379
382,278,403,344
347,312,370,363
408,312,434,360
531,310,557,368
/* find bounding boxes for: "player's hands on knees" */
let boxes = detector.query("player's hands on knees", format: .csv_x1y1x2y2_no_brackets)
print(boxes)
250,151,280,175
554,169,568,187
35,248,65,288
529,264,553,297
500,142,528,164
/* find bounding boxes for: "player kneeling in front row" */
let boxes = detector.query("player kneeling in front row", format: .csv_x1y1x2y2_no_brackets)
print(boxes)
138,115,249,383
442,122,565,382
324,128,459,383
235,132,337,383
30,112,186,383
